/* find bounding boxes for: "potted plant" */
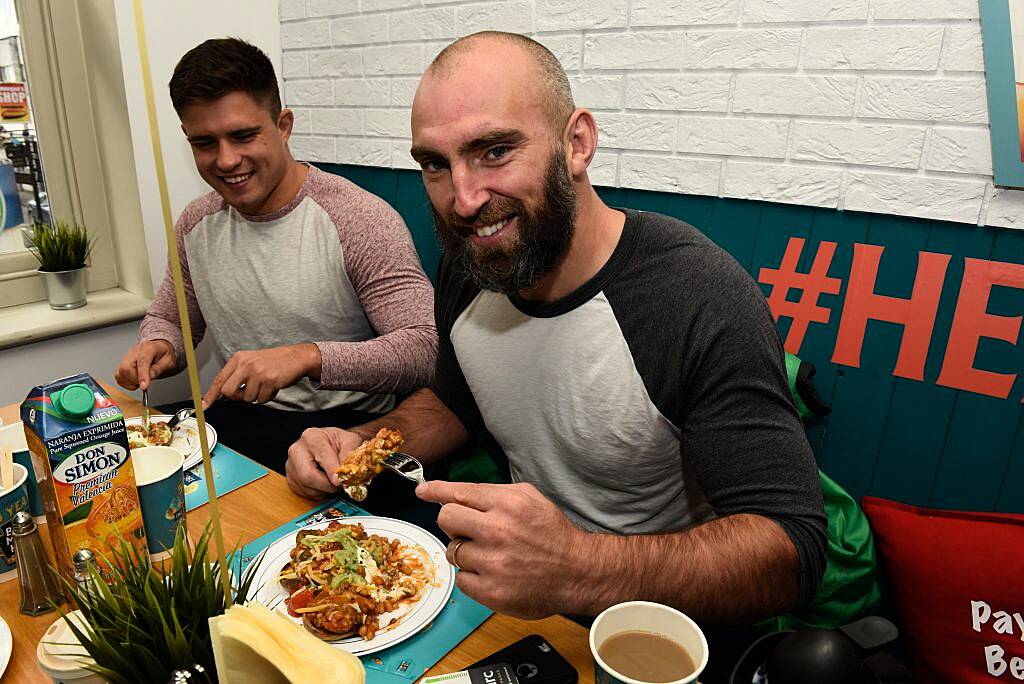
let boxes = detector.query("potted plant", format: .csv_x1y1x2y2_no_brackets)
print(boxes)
28,219,94,310
49,524,260,683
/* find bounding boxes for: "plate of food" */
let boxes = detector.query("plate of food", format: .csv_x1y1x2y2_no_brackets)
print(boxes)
124,415,218,471
249,516,453,656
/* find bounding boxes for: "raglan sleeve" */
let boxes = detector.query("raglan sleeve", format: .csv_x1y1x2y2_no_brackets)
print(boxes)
679,260,828,610
428,254,486,438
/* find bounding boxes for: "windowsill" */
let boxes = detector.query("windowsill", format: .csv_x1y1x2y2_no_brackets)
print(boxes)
0,288,151,350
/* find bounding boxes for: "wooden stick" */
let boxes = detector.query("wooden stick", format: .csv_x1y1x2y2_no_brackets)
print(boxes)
0,446,12,492
132,0,230,603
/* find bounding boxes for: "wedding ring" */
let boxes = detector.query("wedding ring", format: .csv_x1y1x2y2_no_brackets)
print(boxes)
450,537,467,571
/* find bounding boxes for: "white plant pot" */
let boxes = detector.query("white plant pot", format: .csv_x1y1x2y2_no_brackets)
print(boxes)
37,266,87,310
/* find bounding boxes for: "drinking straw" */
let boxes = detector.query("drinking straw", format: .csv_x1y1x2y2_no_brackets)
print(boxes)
0,446,11,491
131,0,231,603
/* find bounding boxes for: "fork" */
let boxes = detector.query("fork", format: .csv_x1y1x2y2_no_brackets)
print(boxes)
382,452,426,484
166,407,195,430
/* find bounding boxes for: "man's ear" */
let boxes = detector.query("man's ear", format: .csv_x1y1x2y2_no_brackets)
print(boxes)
564,108,597,178
278,108,295,142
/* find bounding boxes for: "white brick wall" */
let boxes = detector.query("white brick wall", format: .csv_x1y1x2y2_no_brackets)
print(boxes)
280,1,1023,228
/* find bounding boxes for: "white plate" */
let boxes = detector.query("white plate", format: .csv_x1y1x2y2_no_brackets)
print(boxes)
0,615,10,677
249,516,454,656
124,415,218,471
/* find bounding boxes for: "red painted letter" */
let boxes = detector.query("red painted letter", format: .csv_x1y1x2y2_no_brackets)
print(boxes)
832,244,950,380
936,258,1024,399
758,238,842,354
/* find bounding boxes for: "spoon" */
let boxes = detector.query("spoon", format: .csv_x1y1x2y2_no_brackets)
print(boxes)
142,389,150,432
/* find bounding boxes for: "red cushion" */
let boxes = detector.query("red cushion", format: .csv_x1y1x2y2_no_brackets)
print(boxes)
861,496,1024,683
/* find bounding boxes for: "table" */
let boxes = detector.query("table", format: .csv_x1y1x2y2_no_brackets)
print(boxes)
0,384,595,683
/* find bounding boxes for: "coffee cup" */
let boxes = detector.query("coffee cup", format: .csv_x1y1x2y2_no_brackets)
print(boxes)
0,462,30,582
36,609,105,683
132,446,185,562
590,601,709,684
0,421,44,522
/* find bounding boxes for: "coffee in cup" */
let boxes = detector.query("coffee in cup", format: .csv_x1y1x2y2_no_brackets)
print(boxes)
590,601,708,684
598,630,697,682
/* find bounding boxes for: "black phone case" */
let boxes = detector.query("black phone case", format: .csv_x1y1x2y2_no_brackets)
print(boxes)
468,634,579,684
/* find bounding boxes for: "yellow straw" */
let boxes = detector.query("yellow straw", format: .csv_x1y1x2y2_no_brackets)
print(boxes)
132,0,231,603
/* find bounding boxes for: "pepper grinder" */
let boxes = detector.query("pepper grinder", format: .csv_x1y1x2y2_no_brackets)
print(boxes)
12,511,65,615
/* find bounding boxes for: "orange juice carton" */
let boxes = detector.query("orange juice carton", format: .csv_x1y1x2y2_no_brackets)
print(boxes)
21,373,147,581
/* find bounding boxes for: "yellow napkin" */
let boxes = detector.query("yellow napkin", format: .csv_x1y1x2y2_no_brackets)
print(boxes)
209,603,366,684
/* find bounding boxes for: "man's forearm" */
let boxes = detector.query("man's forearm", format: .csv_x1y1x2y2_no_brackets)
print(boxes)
349,388,469,465
566,514,800,624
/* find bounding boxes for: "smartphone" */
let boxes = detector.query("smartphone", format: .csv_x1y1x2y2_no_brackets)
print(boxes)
468,634,578,684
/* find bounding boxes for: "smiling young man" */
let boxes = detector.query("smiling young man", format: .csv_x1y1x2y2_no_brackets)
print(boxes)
286,31,827,665
115,38,437,473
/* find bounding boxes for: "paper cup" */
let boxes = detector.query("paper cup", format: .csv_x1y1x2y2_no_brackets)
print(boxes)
0,462,30,583
132,446,185,562
36,610,105,683
590,601,709,684
0,421,44,522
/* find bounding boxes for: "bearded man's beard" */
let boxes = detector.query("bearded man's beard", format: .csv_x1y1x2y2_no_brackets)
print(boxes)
432,152,577,294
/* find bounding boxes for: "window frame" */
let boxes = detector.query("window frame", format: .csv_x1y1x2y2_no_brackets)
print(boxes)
1,0,149,311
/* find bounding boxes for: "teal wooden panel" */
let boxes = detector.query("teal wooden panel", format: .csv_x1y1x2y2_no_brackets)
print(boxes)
993,227,1024,513
749,204,816,343
978,227,1024,400
595,186,627,208
326,163,399,203
750,204,816,290
869,221,994,505
929,226,1024,512
869,382,958,505
816,214,932,497
662,195,716,234
394,171,442,282
798,210,871,458
997,412,1024,513
623,188,670,214
929,393,1021,510
706,199,763,273
815,365,895,498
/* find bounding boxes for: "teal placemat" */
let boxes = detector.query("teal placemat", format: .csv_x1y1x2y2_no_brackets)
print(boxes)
236,498,493,683
184,444,269,511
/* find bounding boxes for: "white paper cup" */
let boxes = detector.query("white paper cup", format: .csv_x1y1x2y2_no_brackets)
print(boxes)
0,421,44,522
590,601,709,684
36,610,106,683
0,462,29,583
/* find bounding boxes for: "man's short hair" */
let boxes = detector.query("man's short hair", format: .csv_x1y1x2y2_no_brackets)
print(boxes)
169,38,281,118
428,31,575,134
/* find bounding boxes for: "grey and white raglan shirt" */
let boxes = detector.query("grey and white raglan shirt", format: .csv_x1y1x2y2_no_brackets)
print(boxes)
140,165,437,413
431,209,827,607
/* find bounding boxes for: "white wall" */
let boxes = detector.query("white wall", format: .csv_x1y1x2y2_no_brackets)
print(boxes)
0,0,282,407
278,0,1024,229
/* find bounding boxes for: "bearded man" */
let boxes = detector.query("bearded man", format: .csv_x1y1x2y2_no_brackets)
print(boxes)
285,31,826,648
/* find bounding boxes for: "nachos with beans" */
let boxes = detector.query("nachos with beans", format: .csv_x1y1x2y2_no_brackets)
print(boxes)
278,521,431,641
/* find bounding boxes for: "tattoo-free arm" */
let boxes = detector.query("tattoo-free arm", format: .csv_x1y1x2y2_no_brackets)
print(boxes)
564,513,800,624
349,388,470,465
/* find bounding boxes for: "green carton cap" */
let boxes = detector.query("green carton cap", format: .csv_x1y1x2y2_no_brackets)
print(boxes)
53,383,95,418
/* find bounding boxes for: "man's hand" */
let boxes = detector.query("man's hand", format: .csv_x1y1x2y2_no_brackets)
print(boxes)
417,481,587,619
202,343,321,408
115,340,177,391
286,427,363,499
